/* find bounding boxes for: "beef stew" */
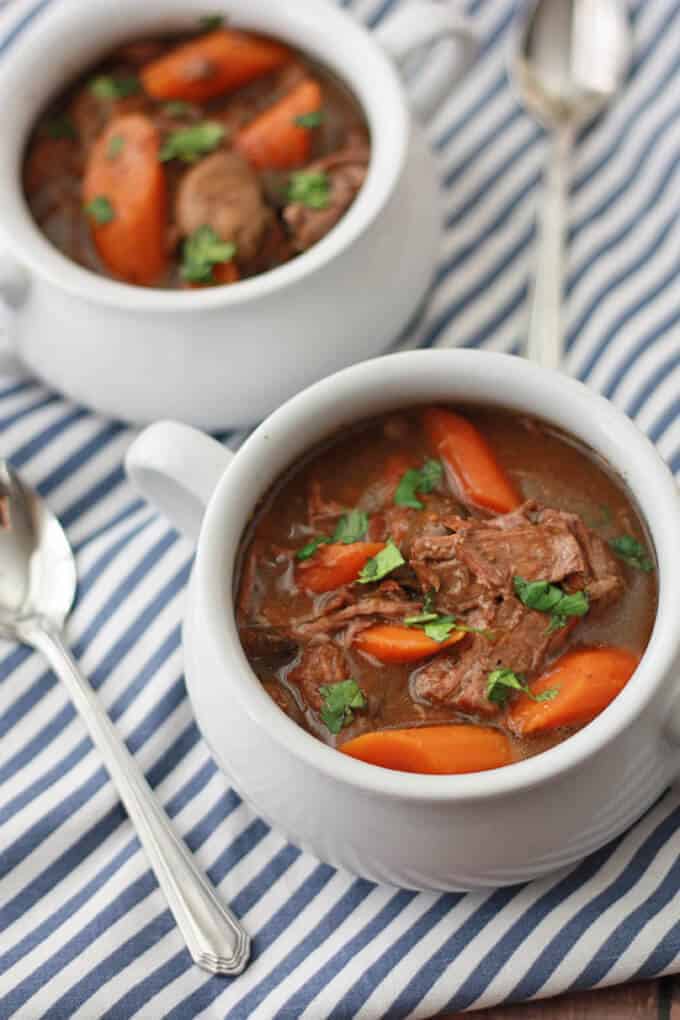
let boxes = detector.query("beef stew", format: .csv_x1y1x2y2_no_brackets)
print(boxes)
23,17,369,288
236,407,657,775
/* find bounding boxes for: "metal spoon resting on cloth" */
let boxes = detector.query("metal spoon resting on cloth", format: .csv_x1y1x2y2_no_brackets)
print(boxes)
511,0,631,369
0,461,250,976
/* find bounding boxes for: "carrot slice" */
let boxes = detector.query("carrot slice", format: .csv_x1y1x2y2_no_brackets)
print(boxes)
82,115,167,286
354,624,465,663
296,542,384,593
341,725,513,774
423,407,521,514
188,260,240,289
236,79,323,170
508,646,639,736
140,29,291,103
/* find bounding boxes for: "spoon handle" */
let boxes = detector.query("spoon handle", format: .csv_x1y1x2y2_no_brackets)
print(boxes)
30,624,250,976
526,126,572,371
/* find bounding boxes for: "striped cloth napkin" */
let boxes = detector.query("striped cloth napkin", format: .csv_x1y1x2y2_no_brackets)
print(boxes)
2,0,680,1017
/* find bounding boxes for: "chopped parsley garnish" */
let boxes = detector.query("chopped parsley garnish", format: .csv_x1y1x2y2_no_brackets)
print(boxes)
198,13,224,30
45,114,77,140
331,509,369,544
159,122,224,163
394,459,443,509
84,196,115,225
319,679,366,734
357,540,405,584
180,226,236,283
486,668,559,706
295,509,369,560
107,134,125,159
404,610,492,641
513,576,589,632
163,100,196,117
288,170,330,209
90,75,140,100
294,110,324,128
610,535,653,572
296,536,330,562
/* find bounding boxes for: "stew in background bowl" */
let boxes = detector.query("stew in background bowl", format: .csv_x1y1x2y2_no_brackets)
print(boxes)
23,15,369,288
236,406,657,775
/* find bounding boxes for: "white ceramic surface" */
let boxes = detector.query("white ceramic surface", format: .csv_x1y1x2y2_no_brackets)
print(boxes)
126,349,680,891
0,0,475,428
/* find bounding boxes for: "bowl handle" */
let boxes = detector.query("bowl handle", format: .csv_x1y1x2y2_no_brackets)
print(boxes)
0,253,29,375
126,421,234,543
374,1,477,120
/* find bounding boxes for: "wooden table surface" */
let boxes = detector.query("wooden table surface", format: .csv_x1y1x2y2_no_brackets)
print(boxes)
440,976,679,1017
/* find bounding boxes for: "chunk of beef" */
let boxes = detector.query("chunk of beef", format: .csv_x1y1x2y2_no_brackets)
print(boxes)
411,502,622,612
175,150,269,258
368,507,450,558
239,625,297,664
412,596,571,714
287,642,348,711
237,216,293,276
283,145,369,252
537,508,623,606
69,89,149,151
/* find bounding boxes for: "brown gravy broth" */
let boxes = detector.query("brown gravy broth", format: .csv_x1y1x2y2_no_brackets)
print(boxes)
236,407,657,766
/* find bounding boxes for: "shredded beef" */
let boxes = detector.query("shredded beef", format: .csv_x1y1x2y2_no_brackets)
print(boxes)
287,642,348,711
293,591,422,638
409,502,624,713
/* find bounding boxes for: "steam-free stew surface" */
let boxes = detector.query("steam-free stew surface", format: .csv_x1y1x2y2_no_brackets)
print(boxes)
236,408,656,773
23,18,369,288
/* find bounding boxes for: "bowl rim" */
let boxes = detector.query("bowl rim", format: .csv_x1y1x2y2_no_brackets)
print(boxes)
195,349,680,803
0,0,409,310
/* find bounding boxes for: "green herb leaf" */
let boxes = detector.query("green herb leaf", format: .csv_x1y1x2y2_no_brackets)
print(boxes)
513,575,589,632
90,75,140,100
357,540,405,584
394,459,443,510
404,610,492,641
287,170,330,209
163,100,196,117
45,114,77,140
294,110,324,128
486,668,559,706
422,589,437,615
332,509,369,545
84,195,115,225
295,536,331,561
610,535,654,572
513,577,564,613
319,679,366,734
180,226,236,283
160,121,224,163
198,13,224,30
107,134,125,159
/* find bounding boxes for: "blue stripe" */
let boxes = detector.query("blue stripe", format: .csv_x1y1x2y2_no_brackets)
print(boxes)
648,395,680,444
506,802,680,1005
0,0,52,56
625,351,680,419
9,407,89,468
0,754,215,978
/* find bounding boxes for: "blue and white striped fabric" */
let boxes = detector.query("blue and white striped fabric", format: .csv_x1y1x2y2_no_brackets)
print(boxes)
1,0,680,1016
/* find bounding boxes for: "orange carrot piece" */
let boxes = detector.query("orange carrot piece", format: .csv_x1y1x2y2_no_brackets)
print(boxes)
188,260,240,289
140,29,291,103
423,407,521,514
341,725,513,774
508,646,639,736
236,78,323,170
354,624,465,664
296,542,384,593
82,115,167,286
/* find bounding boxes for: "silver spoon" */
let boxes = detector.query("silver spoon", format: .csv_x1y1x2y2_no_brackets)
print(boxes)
511,0,631,369
0,461,250,975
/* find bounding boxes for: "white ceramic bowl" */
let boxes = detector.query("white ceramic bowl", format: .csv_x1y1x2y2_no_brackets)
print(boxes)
126,349,680,891
0,0,474,428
